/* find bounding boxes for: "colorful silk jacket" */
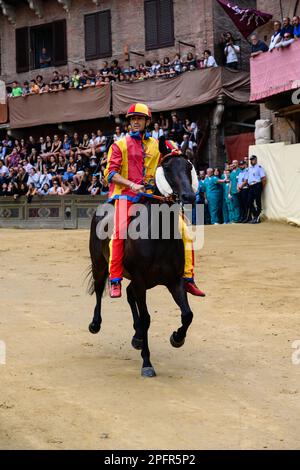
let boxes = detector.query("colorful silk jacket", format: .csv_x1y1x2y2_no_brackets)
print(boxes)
104,133,161,201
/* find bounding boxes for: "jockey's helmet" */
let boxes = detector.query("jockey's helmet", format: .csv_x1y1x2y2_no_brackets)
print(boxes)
126,103,152,119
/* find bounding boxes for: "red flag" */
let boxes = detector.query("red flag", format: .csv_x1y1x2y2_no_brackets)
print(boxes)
217,0,273,39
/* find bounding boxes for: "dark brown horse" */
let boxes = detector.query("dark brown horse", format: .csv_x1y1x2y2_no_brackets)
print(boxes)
88,140,198,377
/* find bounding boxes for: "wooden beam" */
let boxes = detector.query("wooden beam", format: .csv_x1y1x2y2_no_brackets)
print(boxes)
27,0,43,19
275,104,300,117
0,0,16,24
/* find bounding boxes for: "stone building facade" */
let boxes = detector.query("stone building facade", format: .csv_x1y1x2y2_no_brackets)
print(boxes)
0,0,258,84
0,0,216,84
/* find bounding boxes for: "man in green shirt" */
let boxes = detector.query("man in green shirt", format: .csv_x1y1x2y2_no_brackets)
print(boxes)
11,81,23,97
229,160,241,222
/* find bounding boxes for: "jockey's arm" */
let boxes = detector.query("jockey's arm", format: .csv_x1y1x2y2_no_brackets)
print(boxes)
111,173,145,193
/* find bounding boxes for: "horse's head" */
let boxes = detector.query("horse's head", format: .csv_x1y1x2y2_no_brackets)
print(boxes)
155,137,198,204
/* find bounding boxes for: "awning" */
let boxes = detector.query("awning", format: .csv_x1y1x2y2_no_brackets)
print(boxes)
112,67,250,115
250,40,300,102
9,85,111,129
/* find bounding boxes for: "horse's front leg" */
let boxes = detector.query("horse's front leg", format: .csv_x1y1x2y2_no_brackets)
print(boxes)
126,283,143,350
167,279,193,348
131,281,156,377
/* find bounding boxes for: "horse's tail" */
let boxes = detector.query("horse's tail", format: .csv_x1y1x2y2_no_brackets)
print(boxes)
87,212,109,296
86,264,95,295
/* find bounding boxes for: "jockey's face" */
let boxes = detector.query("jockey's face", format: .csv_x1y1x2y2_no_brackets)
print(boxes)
130,115,147,133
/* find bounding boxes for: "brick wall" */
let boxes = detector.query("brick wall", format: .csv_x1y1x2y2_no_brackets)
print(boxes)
0,0,217,84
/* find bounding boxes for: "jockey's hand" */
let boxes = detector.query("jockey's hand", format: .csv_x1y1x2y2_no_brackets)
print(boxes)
130,183,145,193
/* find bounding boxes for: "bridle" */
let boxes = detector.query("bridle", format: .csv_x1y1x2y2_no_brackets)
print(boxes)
155,150,197,202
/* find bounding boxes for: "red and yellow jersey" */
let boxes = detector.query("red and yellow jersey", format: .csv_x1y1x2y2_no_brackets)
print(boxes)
104,134,161,201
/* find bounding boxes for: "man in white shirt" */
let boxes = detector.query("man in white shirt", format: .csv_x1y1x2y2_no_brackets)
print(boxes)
181,134,193,152
247,155,267,224
269,21,282,51
27,168,41,189
224,36,240,70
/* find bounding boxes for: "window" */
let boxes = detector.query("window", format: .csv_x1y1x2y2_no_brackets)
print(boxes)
85,10,112,60
15,20,67,73
144,0,174,50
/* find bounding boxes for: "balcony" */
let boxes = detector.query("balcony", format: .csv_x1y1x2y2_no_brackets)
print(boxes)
9,85,111,129
4,68,250,130
250,39,300,103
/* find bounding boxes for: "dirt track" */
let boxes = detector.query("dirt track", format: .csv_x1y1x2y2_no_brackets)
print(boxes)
0,223,300,450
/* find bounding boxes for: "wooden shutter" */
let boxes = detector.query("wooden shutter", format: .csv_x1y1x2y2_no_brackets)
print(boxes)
98,10,112,58
158,0,174,47
16,27,29,73
53,20,67,66
145,0,159,50
85,14,97,60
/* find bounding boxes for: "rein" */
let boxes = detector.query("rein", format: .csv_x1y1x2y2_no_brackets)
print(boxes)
159,150,181,166
139,192,176,203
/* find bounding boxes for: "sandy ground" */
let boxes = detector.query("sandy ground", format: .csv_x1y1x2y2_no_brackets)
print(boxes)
0,222,300,450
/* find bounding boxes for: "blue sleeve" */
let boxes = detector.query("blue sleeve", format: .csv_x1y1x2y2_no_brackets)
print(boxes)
108,171,117,183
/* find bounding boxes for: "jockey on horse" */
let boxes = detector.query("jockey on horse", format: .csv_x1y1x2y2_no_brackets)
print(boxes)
104,102,205,299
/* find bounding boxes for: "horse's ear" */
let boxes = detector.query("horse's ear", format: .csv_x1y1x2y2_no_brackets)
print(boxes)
158,136,169,156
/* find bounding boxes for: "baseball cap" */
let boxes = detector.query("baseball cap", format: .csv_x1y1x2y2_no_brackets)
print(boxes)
250,155,257,160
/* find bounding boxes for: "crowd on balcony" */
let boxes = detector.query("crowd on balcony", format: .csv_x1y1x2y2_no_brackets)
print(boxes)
8,49,220,98
250,16,300,59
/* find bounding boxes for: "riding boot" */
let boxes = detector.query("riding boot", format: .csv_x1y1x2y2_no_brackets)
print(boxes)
184,280,206,297
109,281,122,298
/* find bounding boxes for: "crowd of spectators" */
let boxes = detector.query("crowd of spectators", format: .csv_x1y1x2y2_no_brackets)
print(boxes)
0,113,203,201
0,130,110,201
195,158,266,226
11,18,300,99
8,50,220,97
251,16,300,58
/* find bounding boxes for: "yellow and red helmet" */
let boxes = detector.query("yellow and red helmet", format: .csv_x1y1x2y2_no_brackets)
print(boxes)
126,103,152,119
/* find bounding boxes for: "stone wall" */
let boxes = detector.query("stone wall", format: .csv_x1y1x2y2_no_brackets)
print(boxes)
0,195,104,229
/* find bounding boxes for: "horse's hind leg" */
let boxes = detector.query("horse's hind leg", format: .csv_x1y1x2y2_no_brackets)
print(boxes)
89,258,108,334
126,283,143,350
167,280,193,348
131,281,156,377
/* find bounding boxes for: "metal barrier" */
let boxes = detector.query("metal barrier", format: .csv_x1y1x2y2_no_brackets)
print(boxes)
0,195,107,229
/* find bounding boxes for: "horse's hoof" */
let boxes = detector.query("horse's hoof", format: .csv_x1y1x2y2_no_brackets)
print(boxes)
131,336,143,350
89,322,101,334
141,367,156,378
170,332,185,348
